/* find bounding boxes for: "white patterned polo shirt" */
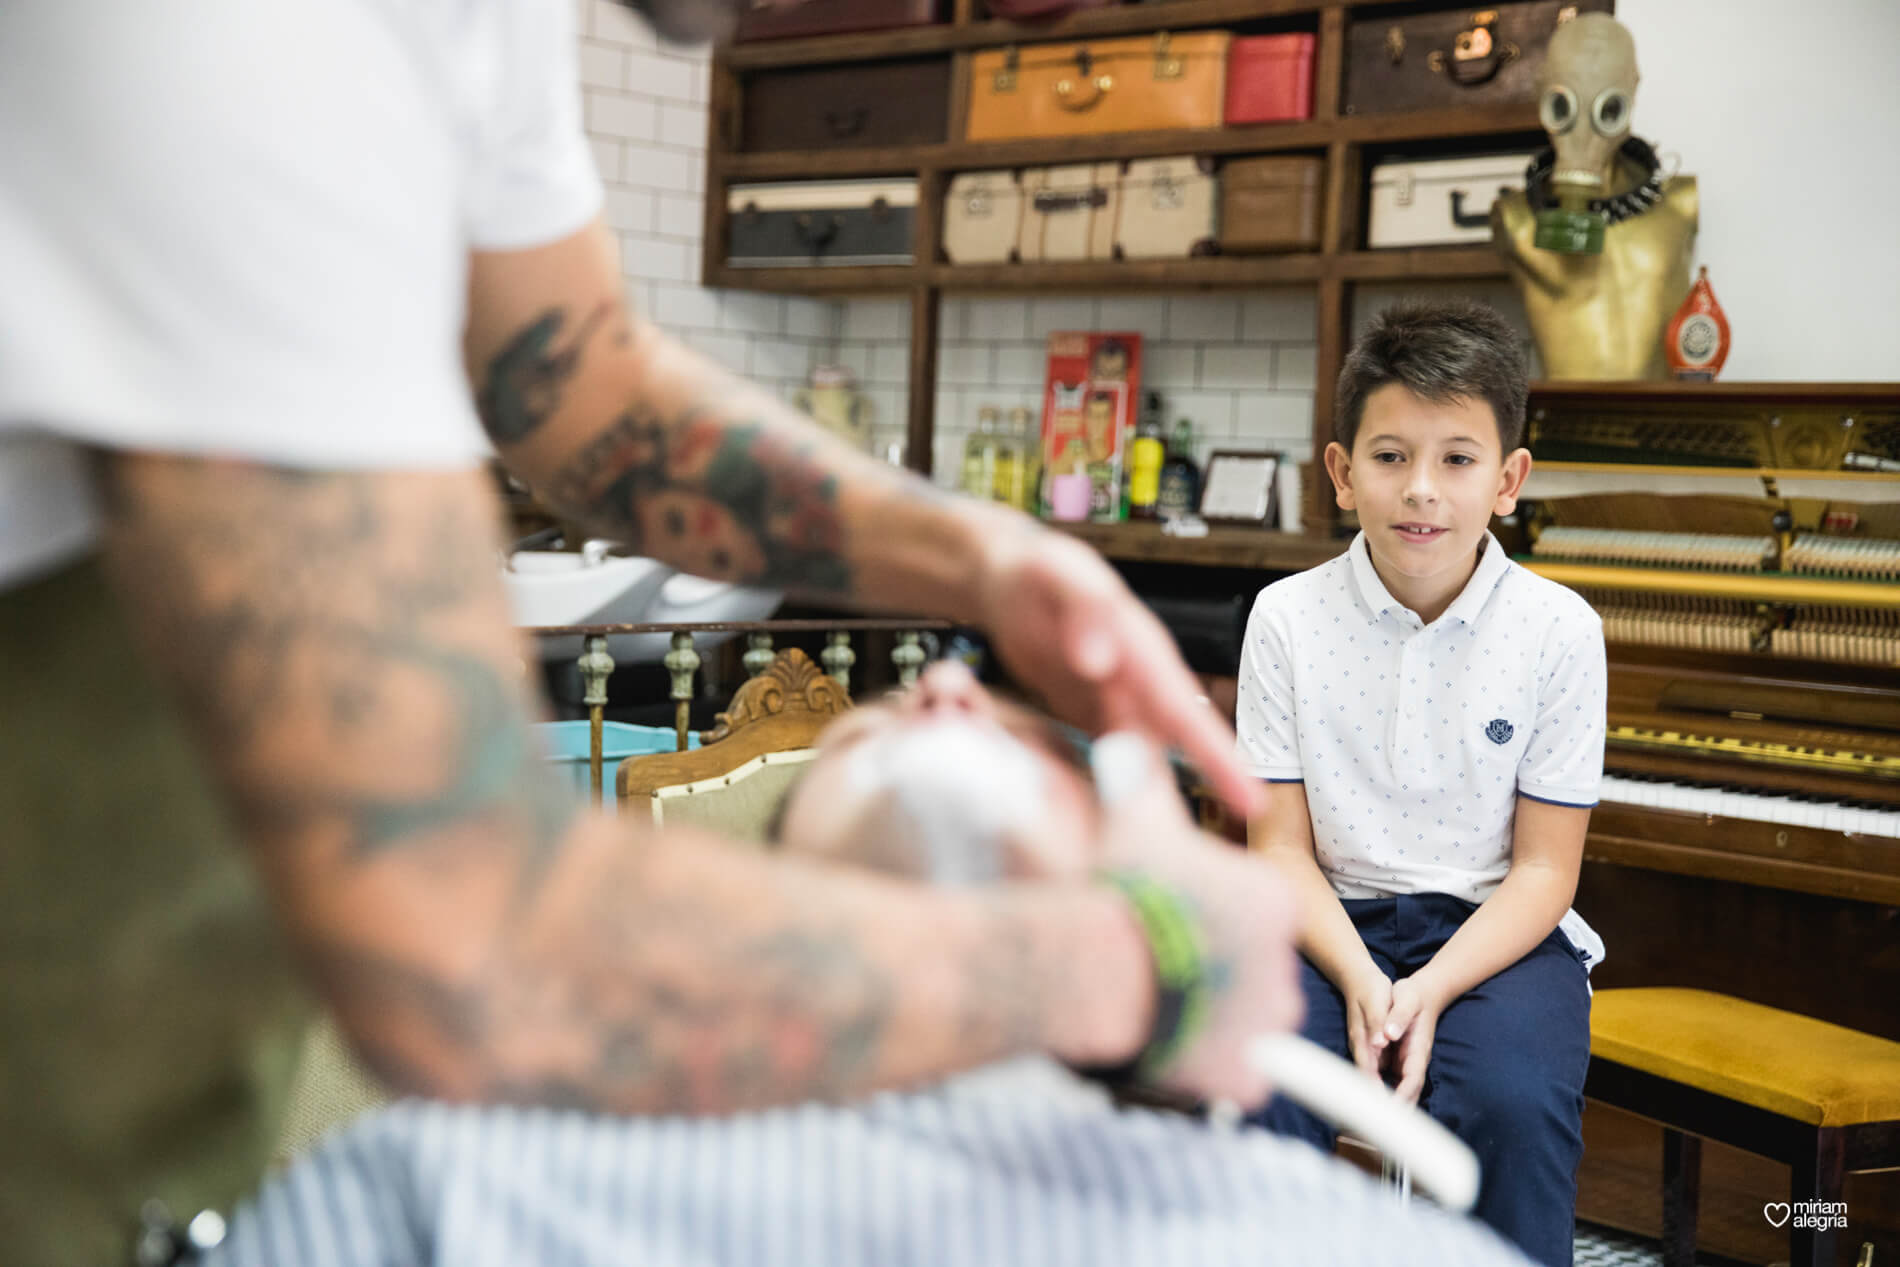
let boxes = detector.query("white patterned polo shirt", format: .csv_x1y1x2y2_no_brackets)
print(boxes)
1236,532,1608,965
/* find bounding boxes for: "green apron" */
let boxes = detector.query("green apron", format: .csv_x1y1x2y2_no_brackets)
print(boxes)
0,557,311,1265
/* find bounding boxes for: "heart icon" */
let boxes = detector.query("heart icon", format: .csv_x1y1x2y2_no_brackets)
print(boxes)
1764,1202,1792,1228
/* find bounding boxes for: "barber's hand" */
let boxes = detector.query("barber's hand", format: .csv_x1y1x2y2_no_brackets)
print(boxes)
972,516,1264,821
1340,964,1396,1081
1379,976,1444,1105
1091,734,1301,1107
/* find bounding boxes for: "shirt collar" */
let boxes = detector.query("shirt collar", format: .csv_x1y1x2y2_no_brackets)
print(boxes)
1346,530,1510,628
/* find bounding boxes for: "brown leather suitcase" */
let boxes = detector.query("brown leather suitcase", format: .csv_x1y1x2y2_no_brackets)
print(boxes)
1342,1,1613,115
965,31,1229,142
735,0,946,43
1218,156,1322,253
740,59,951,152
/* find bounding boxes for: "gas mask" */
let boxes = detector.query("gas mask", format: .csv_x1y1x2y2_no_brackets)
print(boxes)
1531,13,1643,255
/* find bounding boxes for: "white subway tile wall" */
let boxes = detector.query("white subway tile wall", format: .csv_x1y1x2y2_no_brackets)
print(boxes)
577,6,1538,483
582,1,832,397
830,294,1325,488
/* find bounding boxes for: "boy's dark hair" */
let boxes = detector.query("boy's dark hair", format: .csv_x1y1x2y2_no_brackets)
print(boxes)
1333,300,1528,453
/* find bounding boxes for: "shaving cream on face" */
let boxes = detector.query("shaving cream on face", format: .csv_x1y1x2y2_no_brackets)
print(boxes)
843,716,1048,886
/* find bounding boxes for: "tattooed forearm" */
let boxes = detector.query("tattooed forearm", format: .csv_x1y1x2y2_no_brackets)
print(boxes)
538,400,853,595
93,456,576,875
476,304,612,445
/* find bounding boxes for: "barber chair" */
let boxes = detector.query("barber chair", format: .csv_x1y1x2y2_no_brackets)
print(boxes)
616,646,851,839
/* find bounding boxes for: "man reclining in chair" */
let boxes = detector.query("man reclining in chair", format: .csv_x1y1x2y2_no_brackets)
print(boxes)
202,662,1535,1267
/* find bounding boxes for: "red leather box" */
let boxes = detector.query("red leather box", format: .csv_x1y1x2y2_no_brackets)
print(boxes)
1224,34,1316,124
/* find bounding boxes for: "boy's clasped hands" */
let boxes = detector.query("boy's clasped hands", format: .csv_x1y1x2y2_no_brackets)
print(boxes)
1343,963,1452,1105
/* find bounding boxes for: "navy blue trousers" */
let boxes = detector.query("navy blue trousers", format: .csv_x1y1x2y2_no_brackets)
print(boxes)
1247,892,1592,1267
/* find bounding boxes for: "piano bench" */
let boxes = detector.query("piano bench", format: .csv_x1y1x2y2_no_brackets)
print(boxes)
1587,988,1900,1267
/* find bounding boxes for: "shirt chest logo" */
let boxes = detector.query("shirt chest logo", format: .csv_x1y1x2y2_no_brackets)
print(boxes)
1485,718,1515,745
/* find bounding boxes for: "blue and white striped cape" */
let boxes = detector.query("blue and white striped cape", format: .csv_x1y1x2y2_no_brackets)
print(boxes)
207,1059,1534,1267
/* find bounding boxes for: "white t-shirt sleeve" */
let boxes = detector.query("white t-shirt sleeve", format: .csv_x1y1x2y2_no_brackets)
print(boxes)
0,1,599,475
1515,612,1607,807
1236,589,1305,782
465,0,604,251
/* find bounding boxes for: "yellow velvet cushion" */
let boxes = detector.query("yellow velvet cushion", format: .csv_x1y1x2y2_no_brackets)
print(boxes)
1591,988,1900,1127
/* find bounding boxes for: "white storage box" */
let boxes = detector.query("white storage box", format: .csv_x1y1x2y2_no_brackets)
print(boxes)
942,169,1024,265
1366,152,1535,248
1017,162,1120,263
1114,156,1219,260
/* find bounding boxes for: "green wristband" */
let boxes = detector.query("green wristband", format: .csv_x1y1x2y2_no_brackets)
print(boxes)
1096,869,1213,1078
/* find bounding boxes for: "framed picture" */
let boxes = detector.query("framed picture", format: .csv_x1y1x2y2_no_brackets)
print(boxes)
1199,450,1280,525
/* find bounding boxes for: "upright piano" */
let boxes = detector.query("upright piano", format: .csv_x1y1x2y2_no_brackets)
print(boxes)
1517,382,1899,1259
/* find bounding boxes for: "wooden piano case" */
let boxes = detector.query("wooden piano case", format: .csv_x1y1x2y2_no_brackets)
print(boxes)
1520,382,1900,1263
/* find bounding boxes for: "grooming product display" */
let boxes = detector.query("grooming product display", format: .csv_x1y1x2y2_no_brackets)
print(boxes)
965,31,1231,142
1218,155,1324,253
1039,332,1142,524
739,59,951,153
1665,266,1731,381
733,0,945,42
1342,0,1613,115
1112,156,1219,260
725,179,917,267
1224,33,1316,124
1366,151,1536,248
1156,418,1201,520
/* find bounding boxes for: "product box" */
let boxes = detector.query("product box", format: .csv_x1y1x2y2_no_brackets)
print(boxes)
1039,332,1142,523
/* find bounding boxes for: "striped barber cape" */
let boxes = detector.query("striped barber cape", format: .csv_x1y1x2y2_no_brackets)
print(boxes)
206,1059,1533,1267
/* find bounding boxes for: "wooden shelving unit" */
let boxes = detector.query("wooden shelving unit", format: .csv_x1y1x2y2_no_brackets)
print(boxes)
1049,521,1345,571
701,0,1556,532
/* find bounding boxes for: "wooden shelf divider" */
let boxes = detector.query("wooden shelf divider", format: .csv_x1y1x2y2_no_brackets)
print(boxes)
706,3,1568,543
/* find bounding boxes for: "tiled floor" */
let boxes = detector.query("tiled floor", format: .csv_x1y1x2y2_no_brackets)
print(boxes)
1574,1221,1755,1267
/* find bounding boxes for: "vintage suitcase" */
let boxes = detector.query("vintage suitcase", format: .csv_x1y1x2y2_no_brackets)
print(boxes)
1113,156,1218,260
726,180,917,267
734,0,945,42
740,59,951,152
1017,163,1121,262
1342,0,1613,115
1224,33,1315,124
942,169,1025,265
965,31,1230,142
1366,152,1534,247
1218,156,1322,253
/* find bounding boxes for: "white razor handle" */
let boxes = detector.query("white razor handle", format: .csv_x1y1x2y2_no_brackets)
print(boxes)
1247,1033,1481,1213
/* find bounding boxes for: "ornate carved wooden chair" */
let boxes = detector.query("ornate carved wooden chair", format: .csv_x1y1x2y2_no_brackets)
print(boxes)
616,646,853,843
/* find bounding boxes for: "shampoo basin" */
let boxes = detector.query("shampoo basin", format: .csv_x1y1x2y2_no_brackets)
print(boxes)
503,543,781,663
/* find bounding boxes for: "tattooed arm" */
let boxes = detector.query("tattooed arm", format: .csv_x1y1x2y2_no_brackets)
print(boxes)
465,221,990,608
463,221,1266,815
94,454,1153,1112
